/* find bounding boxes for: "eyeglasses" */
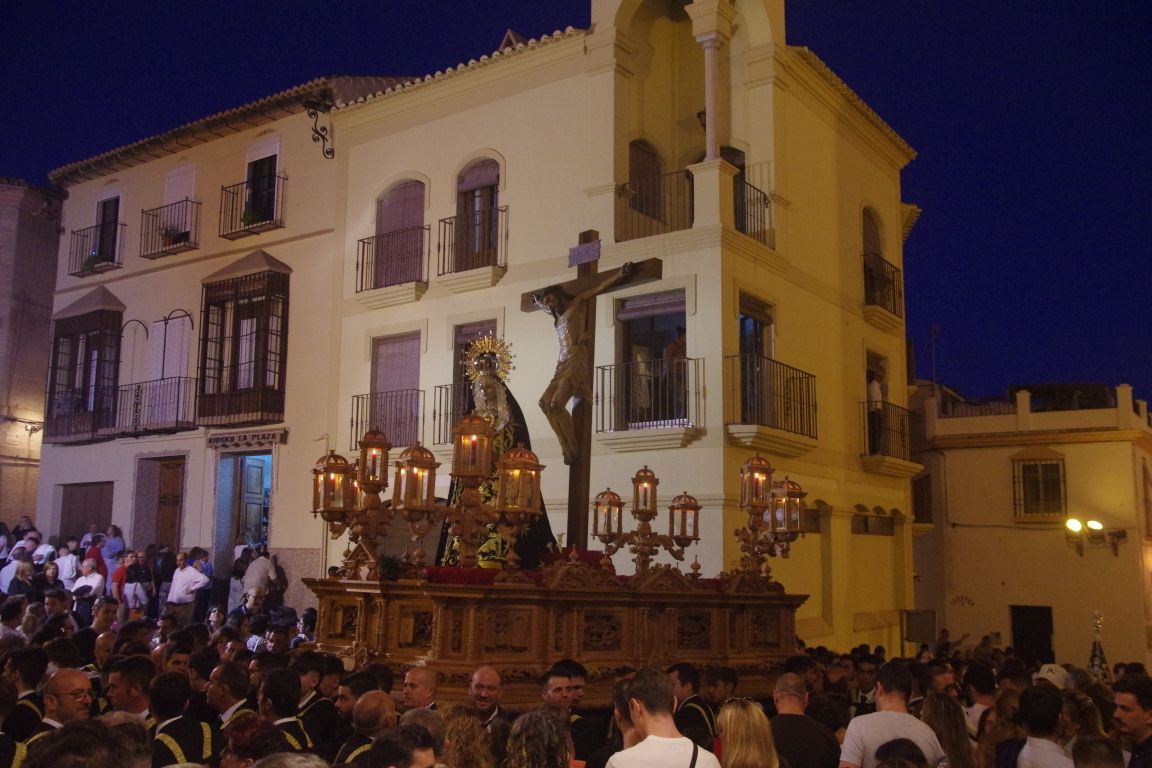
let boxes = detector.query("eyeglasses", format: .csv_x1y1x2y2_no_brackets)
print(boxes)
50,688,92,702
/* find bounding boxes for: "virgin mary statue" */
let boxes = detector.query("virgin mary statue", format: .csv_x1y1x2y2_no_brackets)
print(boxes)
435,335,557,569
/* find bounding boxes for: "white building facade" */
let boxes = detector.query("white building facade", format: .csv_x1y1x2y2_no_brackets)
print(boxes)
912,382,1152,665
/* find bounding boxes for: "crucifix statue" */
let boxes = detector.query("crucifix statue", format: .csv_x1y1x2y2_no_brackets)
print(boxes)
531,262,634,466
522,231,661,545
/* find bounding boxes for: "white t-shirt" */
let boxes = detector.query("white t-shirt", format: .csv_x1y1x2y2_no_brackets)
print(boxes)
840,710,947,768
0,560,18,593
607,735,721,768
243,555,272,593
965,701,989,739
56,553,80,590
1018,736,1073,768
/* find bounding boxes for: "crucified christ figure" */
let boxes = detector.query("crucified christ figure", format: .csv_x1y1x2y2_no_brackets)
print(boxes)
531,262,634,465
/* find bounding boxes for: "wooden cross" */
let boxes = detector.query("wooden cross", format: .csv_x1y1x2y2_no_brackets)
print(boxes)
521,231,662,546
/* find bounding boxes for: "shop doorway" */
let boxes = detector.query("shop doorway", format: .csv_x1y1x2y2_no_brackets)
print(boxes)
213,451,271,574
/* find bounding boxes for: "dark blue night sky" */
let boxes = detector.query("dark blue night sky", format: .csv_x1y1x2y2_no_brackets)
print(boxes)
4,1,1149,402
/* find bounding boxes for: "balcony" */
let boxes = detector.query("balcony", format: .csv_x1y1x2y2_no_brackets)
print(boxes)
436,206,508,292
863,254,904,332
734,179,773,247
355,226,430,309
860,401,922,477
594,357,704,452
431,384,470,446
197,388,284,427
44,388,117,444
724,354,817,457
68,222,125,277
615,170,694,243
140,199,201,259
219,174,286,239
113,377,198,436
349,388,424,450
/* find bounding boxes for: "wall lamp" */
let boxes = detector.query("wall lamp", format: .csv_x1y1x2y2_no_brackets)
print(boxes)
1065,517,1127,556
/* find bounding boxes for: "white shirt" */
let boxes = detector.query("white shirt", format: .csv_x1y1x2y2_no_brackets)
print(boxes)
32,543,55,564
73,572,105,597
1018,736,1073,768
169,564,209,604
840,710,947,768
0,560,18,593
607,735,722,768
220,699,249,724
966,701,990,739
56,553,80,590
243,555,273,593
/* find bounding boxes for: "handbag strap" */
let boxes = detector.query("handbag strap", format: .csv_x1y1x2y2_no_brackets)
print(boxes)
689,742,699,768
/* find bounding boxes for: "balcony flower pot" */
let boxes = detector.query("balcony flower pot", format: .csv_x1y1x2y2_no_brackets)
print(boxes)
160,226,190,246
240,209,261,226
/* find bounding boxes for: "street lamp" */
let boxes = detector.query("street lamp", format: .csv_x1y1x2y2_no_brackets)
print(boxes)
1065,517,1126,556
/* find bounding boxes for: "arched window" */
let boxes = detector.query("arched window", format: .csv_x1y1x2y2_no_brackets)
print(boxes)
453,159,501,271
862,208,890,310
370,180,425,287
862,208,883,257
627,140,662,218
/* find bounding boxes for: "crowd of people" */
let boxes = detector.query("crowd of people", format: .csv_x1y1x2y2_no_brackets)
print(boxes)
0,515,1149,768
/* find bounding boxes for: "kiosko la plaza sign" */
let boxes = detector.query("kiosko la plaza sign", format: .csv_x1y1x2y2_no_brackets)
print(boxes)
207,429,288,450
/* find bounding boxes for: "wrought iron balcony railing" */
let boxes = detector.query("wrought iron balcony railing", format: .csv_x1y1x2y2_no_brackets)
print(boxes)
724,354,817,438
615,170,694,242
437,206,508,276
432,383,471,446
356,226,429,292
140,199,201,259
69,222,125,277
44,387,118,443
197,387,284,427
595,357,703,432
735,179,772,246
350,388,424,450
114,377,198,436
860,400,914,461
219,173,286,239
863,254,904,318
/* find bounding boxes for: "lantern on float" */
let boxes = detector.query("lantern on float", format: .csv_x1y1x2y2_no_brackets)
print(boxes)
495,445,543,515
451,413,493,479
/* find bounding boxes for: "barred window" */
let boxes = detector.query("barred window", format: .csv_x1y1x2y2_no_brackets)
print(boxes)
1013,458,1065,518
45,309,122,442
198,269,289,425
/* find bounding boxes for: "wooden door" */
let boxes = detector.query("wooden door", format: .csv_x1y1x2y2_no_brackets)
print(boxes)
1011,604,1055,665
235,456,267,548
60,483,113,542
155,460,185,549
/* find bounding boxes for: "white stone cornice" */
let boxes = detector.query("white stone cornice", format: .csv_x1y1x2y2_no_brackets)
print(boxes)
780,46,917,170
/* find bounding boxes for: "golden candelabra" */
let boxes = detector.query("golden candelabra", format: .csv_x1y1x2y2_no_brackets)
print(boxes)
590,465,702,574
311,414,544,576
736,455,806,575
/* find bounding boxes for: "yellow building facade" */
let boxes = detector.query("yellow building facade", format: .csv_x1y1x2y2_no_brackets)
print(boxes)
327,0,921,652
912,382,1152,665
38,0,923,649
